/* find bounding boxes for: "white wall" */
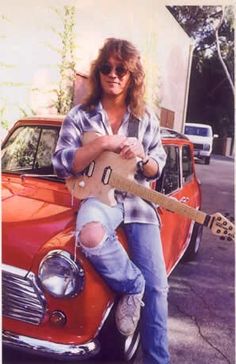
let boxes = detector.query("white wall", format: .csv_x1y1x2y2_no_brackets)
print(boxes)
1,0,192,137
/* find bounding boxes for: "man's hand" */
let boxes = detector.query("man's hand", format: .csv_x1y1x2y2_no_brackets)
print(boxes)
100,134,128,153
119,137,145,160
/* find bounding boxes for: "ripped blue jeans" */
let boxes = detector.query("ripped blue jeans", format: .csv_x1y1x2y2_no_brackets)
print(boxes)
76,197,170,364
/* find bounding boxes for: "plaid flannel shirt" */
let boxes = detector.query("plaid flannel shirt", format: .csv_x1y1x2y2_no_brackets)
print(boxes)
53,103,166,224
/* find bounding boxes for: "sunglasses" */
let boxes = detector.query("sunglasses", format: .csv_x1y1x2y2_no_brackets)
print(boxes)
99,63,128,78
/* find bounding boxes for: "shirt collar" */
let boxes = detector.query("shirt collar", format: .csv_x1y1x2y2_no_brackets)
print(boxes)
94,102,141,125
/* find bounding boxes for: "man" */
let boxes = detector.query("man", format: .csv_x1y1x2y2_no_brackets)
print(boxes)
53,38,169,364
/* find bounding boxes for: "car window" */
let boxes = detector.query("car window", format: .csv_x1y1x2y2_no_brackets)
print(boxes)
185,126,212,137
35,129,59,169
2,126,59,174
156,145,180,195
182,145,193,183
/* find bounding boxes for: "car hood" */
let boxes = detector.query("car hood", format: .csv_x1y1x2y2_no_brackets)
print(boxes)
2,176,77,271
186,135,212,144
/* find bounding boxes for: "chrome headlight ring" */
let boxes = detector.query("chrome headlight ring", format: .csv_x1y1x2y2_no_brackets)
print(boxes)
38,250,85,298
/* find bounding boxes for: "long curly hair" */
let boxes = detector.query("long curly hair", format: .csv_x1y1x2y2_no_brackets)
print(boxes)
82,38,146,118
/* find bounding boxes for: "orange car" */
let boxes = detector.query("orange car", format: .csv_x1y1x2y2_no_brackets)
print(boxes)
2,116,202,362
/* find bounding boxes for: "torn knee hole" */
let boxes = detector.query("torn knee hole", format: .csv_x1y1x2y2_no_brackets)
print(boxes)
79,222,106,248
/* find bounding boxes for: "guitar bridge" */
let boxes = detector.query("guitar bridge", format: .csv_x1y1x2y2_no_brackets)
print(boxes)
102,166,112,185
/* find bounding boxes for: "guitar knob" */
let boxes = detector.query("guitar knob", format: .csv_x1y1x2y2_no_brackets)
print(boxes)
78,181,85,188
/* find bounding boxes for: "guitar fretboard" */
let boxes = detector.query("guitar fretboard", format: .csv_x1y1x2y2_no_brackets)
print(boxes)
110,172,207,225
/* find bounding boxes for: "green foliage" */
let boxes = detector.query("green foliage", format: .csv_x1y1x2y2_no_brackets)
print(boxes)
167,5,234,137
0,106,9,130
167,5,234,77
18,106,36,118
51,5,77,115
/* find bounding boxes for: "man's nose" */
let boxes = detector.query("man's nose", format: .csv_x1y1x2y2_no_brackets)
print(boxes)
109,71,116,77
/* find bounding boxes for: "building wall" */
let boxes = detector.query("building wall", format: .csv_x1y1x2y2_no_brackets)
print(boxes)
73,3,192,132
73,4,192,132
1,0,192,137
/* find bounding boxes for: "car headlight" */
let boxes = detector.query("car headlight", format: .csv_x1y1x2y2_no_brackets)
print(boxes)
203,144,210,151
38,250,84,298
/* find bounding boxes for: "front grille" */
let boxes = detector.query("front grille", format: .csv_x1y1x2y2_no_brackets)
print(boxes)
193,143,204,150
2,265,46,325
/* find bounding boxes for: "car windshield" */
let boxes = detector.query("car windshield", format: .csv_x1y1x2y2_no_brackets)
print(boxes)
2,125,59,175
185,126,211,137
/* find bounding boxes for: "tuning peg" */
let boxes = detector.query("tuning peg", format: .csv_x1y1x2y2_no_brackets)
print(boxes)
227,237,232,241
224,212,234,222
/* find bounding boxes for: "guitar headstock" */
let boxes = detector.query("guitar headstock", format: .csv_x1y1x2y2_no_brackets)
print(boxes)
210,212,235,241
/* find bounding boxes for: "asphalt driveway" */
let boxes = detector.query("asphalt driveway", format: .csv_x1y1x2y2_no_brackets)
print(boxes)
167,155,235,364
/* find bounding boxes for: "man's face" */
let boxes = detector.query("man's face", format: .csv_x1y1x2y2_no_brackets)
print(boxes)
99,56,131,98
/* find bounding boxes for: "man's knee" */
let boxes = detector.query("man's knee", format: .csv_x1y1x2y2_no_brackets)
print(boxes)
79,222,106,248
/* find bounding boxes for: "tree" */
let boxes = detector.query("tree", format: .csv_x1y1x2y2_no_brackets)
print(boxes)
50,5,77,115
214,6,234,95
167,5,234,93
167,5,234,137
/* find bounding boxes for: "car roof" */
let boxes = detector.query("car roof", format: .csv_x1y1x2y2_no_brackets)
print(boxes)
18,115,66,121
185,122,212,128
160,127,189,140
13,117,190,143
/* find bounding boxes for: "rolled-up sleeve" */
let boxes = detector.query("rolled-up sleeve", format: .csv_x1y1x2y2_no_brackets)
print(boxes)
52,108,82,178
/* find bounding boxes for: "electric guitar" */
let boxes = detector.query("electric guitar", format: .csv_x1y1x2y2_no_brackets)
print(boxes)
66,148,235,241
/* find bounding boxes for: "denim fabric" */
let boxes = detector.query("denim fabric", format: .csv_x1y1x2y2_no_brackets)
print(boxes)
76,197,170,364
76,198,145,294
123,223,170,364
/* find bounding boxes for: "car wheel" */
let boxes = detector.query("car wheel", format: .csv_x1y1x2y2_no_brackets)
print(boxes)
182,222,203,262
204,156,210,164
96,302,140,363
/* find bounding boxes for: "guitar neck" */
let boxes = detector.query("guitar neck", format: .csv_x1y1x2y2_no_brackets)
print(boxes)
110,172,207,225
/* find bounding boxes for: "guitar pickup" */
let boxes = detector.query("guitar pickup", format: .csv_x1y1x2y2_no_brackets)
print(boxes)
86,161,95,177
102,166,112,185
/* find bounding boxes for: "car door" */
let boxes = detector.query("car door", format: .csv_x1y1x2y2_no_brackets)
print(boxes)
156,142,197,273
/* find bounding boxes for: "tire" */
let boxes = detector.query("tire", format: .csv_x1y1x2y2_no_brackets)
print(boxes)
182,222,203,262
204,156,210,165
96,302,140,363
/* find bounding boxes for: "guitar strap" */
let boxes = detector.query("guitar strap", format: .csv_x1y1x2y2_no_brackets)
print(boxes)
128,114,139,138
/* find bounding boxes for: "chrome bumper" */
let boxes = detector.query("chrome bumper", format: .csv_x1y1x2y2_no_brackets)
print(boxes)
3,330,100,360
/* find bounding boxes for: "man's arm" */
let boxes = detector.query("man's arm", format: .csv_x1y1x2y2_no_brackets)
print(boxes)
71,134,127,174
53,111,128,178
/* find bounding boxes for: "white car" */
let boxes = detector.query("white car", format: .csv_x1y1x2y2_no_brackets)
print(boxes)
184,123,214,164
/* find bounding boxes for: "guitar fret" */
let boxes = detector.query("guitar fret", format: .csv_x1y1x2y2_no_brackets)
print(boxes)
110,172,206,225
66,148,234,239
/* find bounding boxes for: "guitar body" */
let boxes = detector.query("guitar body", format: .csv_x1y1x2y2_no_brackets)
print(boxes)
66,151,137,206
66,132,234,240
